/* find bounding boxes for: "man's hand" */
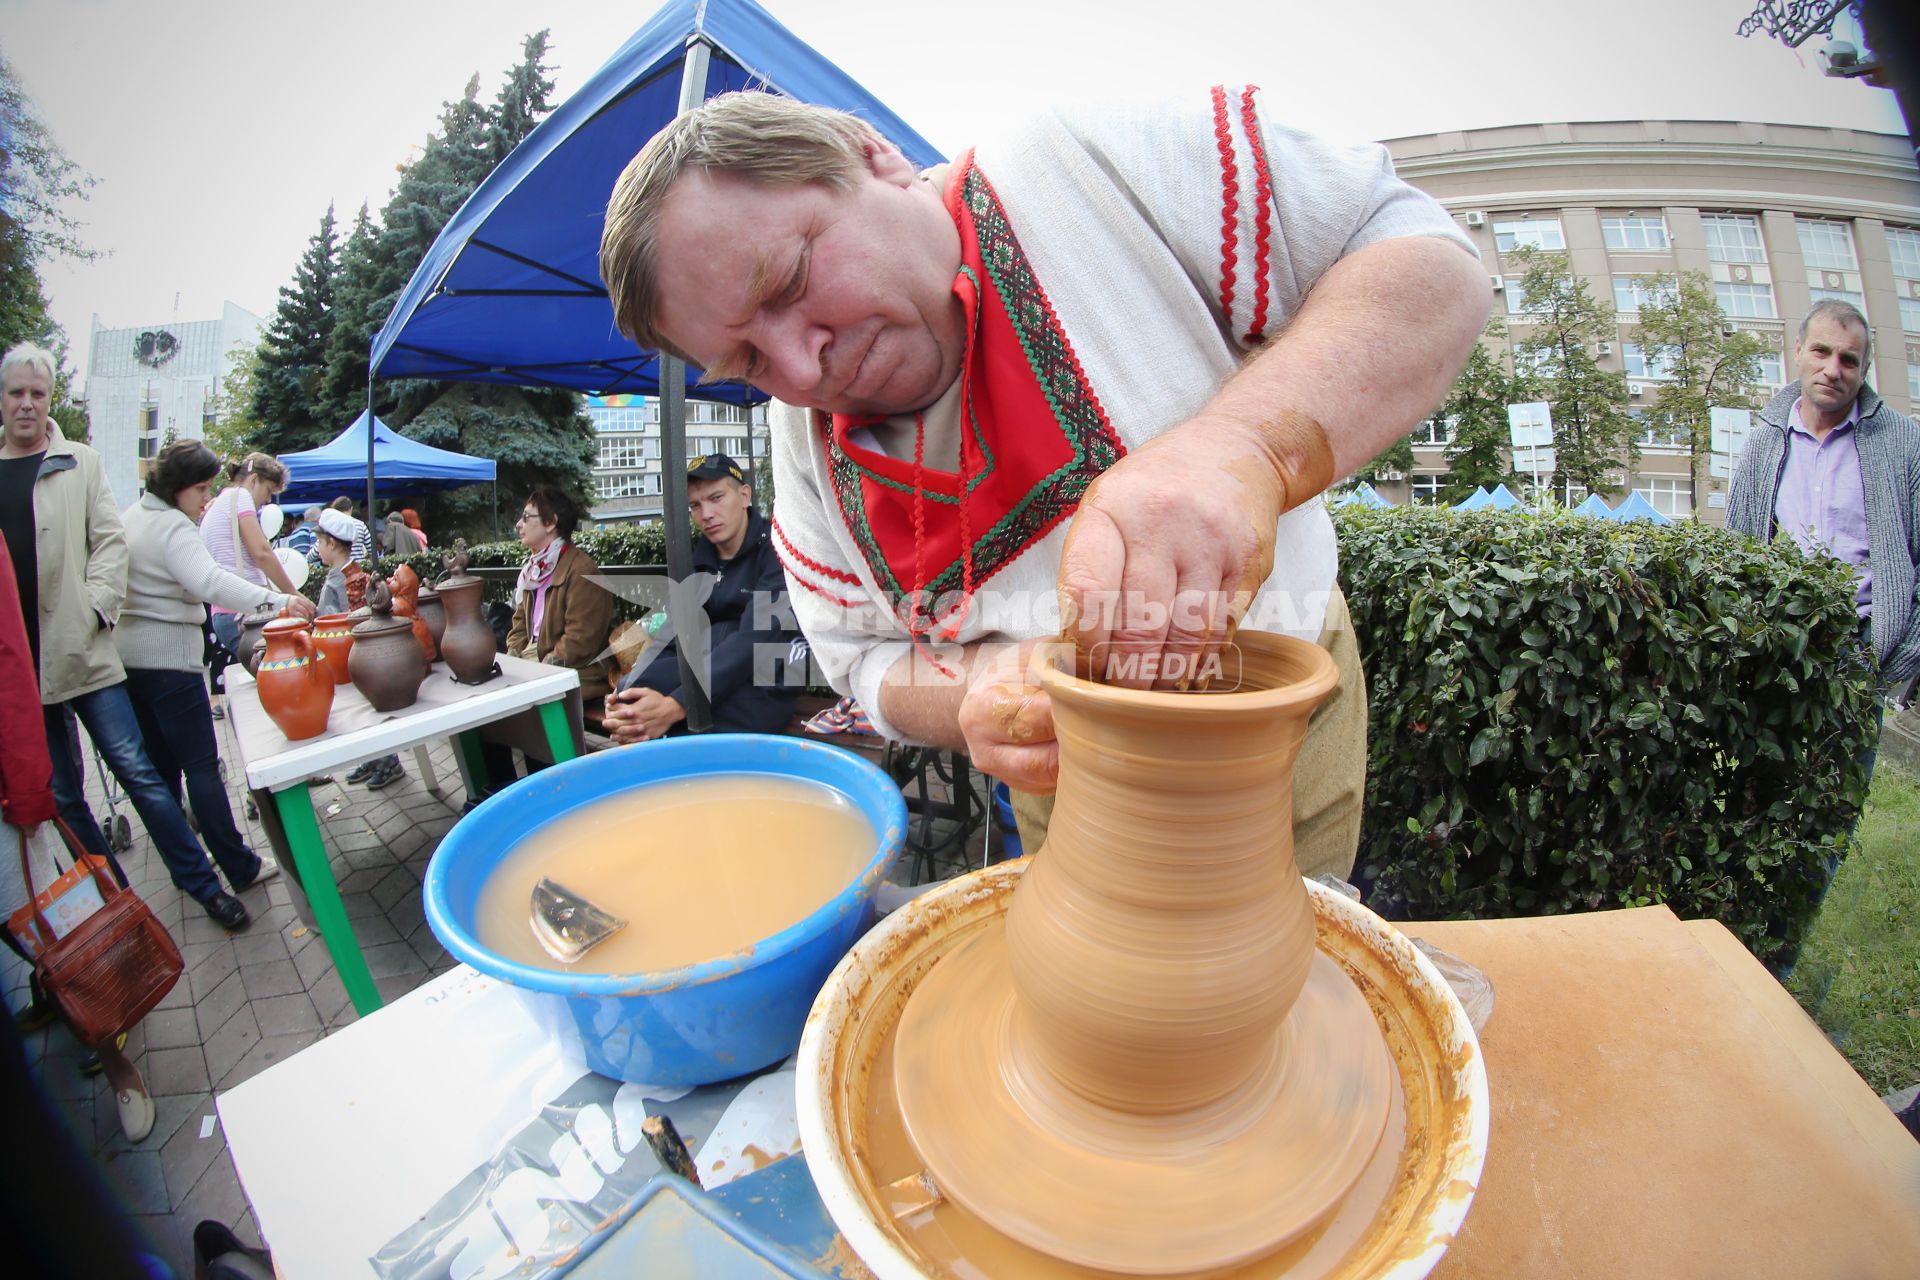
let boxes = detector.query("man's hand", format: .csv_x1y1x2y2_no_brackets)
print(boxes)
1058,417,1305,690
956,638,1059,793
603,687,687,744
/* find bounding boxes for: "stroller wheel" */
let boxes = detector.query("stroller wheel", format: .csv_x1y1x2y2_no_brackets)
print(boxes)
109,814,133,852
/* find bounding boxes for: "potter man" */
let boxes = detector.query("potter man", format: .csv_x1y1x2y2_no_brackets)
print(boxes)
600,90,1489,876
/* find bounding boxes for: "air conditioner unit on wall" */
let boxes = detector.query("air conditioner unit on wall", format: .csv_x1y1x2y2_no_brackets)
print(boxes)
1596,341,1614,356
1721,322,1738,337
1490,275,1505,292
1465,211,1487,228
1629,382,1646,396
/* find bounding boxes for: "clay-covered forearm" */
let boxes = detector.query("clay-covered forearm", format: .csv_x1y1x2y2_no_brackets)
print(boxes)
875,637,1025,754
1184,236,1489,498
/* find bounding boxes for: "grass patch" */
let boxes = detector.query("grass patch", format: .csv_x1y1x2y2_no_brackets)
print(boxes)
1788,759,1920,1096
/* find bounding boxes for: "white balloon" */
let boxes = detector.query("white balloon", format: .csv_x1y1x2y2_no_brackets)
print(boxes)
258,503,285,541
276,547,309,584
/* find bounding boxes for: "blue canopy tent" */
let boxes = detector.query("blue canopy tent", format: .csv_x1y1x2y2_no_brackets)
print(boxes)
277,411,496,506
1606,491,1674,524
1334,482,1392,509
1570,493,1614,519
364,0,944,730
1452,486,1494,511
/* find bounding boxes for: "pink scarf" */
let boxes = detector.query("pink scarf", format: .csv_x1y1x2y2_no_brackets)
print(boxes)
517,540,565,642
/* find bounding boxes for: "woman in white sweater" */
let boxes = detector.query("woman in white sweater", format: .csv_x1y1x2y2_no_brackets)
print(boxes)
118,441,315,918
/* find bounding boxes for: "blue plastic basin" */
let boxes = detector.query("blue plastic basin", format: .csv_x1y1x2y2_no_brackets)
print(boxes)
424,734,906,1086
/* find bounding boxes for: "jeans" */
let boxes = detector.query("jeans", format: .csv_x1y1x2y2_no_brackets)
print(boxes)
124,667,261,890
43,683,229,904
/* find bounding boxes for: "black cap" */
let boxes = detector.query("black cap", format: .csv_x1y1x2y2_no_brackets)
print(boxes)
687,453,745,484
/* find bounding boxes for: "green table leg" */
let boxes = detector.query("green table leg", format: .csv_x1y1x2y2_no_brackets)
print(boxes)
538,699,578,764
273,783,382,1015
453,728,490,795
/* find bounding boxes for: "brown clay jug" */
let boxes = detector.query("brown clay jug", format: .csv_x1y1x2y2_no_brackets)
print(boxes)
255,618,334,741
414,586,445,662
349,582,426,712
311,613,356,685
435,538,498,684
236,606,282,677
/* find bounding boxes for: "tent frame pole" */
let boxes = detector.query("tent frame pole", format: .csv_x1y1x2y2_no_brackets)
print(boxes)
663,36,715,734
364,382,376,543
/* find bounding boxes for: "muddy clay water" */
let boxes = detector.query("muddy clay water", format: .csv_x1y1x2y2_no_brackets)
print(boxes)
472,774,875,973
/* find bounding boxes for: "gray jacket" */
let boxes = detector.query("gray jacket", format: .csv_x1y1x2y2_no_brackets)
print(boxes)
1726,381,1920,685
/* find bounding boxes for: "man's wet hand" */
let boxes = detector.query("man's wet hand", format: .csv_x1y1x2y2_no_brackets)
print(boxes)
957,638,1059,794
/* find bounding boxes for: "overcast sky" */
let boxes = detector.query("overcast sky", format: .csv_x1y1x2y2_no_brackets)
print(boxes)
4,0,1905,387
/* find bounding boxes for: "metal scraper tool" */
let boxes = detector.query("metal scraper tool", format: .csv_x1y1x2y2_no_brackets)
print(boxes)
530,877,626,964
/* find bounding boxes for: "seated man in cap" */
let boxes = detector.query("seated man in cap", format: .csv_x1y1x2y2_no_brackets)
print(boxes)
603,453,808,742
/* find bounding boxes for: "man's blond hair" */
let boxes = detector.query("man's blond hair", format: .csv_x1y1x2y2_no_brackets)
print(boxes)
600,92,878,360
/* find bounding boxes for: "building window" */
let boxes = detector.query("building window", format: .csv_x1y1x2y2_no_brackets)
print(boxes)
1899,297,1920,333
1634,476,1692,519
1796,219,1857,272
1410,474,1444,504
1502,277,1535,314
1411,417,1452,446
1612,275,1671,313
1602,216,1669,251
1702,215,1766,265
1513,346,1556,378
1756,352,1784,388
1494,218,1564,254
1808,287,1866,316
1637,415,1689,450
1909,363,1919,403
1622,344,1674,379
1713,281,1776,319
1889,228,1920,280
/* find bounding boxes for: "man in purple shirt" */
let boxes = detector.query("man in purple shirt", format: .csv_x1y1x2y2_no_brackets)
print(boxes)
1727,299,1920,915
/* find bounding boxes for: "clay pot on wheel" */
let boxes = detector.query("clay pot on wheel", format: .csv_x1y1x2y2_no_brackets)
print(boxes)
311,613,356,685
255,618,333,740
435,538,498,684
349,582,427,712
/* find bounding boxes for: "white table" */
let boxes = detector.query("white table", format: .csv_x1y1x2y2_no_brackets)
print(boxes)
225,653,581,1014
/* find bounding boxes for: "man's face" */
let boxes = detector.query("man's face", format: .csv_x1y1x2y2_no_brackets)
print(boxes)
1794,314,1869,419
651,144,967,417
689,476,752,552
3,365,53,452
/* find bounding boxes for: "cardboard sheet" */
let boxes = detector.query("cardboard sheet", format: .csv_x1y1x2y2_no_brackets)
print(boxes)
1416,906,1920,1279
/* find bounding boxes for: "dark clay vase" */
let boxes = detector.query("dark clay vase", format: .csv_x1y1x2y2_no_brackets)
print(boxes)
255,618,333,740
237,607,282,677
435,539,498,685
349,582,426,712
415,587,445,662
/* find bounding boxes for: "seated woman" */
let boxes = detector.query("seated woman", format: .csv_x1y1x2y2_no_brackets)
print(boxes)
480,489,613,794
117,441,316,927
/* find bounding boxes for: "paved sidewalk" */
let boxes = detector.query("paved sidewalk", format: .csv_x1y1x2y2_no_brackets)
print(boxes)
4,714,993,1279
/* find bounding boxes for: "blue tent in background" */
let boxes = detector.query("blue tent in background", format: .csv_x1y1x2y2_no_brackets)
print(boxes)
1571,493,1614,519
1453,486,1495,511
1335,482,1392,509
1607,491,1674,524
277,412,496,504
1484,483,1529,511
367,0,944,398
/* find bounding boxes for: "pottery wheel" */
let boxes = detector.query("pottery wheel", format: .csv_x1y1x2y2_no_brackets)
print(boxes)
893,919,1392,1275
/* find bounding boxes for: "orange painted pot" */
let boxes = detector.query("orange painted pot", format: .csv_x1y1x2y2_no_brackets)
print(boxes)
255,618,334,741
312,613,356,685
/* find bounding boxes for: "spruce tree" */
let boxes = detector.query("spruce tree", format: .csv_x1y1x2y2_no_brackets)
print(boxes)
487,31,557,166
250,204,338,451
1630,271,1769,513
1508,247,1637,501
1438,320,1528,503
316,203,383,433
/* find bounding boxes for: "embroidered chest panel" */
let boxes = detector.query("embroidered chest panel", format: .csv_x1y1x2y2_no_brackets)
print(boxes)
825,163,1125,605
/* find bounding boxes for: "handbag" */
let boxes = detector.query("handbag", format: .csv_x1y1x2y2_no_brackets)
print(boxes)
12,819,184,1047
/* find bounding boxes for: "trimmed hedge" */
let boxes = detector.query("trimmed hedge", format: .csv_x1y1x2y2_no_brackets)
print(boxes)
1334,506,1878,964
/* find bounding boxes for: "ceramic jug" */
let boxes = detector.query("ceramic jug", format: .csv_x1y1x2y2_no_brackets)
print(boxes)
311,613,356,685
349,582,427,712
255,618,334,740
236,606,282,677
435,539,498,684
415,586,445,663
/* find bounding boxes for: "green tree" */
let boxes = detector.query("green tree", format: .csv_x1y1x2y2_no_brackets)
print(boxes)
1438,319,1528,503
207,340,266,460
251,204,338,452
1,53,95,442
486,30,557,166
1351,435,1415,488
1508,246,1637,500
1630,271,1769,513
316,203,380,432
